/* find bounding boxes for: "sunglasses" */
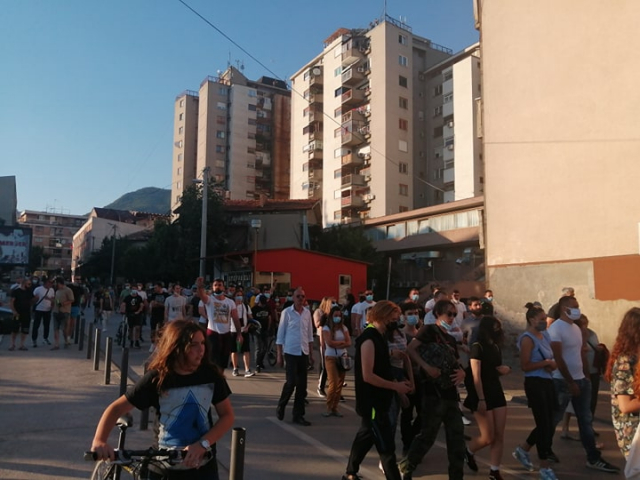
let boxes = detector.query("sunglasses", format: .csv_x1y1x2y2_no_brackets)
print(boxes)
446,312,457,317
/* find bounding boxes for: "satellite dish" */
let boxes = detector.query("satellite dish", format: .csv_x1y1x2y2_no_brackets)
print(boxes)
312,67,321,76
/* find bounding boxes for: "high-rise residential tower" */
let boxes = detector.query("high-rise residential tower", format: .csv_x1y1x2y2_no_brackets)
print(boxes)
172,67,291,213
290,16,481,227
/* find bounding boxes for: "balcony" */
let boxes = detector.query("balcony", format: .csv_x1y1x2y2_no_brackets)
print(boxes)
309,168,323,181
443,167,454,184
309,73,323,87
364,86,371,97
341,195,365,208
308,109,321,123
308,148,323,160
341,108,365,124
341,153,364,167
308,92,322,106
341,45,366,66
341,88,365,107
341,174,366,187
341,67,364,85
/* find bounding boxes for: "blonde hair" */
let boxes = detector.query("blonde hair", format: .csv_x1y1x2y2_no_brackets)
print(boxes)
367,300,400,325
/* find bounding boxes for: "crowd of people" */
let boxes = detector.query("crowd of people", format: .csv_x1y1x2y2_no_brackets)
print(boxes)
4,275,640,480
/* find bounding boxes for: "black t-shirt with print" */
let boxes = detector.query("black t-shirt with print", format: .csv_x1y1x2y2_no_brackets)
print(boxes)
12,288,33,318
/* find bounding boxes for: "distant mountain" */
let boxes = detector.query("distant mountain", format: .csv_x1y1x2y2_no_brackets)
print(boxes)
104,187,171,214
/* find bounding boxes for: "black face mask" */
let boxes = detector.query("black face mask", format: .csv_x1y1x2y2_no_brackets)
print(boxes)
386,321,399,332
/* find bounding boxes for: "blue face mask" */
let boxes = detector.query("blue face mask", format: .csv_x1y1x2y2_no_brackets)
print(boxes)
406,314,418,326
286,296,292,301
264,293,271,299
440,320,453,331
332,316,342,324
411,294,419,301
365,295,373,302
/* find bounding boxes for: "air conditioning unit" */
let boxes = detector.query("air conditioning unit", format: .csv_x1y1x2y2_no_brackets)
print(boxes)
363,194,376,202
448,121,454,128
357,67,365,73
447,144,454,150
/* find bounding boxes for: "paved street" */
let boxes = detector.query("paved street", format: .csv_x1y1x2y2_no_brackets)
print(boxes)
0,309,625,479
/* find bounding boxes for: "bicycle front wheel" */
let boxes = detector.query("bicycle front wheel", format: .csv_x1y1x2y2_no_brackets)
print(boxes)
267,338,277,366
90,460,117,480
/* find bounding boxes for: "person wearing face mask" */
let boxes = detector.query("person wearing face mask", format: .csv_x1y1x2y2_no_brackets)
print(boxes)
512,303,558,479
547,295,620,473
230,288,255,377
322,306,351,417
351,290,376,337
462,316,510,480
399,302,422,455
462,297,483,347
399,299,466,480
282,289,295,310
342,301,412,480
404,289,425,320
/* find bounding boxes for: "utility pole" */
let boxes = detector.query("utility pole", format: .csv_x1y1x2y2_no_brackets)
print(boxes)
199,167,210,278
109,223,117,286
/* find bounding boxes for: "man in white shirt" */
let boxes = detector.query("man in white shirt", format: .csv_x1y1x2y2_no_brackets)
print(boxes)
164,284,187,323
196,277,242,371
31,277,55,347
276,286,314,426
424,290,448,324
548,295,619,473
351,290,376,336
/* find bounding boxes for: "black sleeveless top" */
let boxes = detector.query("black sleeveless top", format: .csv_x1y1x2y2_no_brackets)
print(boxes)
354,325,393,417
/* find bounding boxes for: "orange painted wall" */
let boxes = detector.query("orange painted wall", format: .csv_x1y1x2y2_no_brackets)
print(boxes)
593,255,640,301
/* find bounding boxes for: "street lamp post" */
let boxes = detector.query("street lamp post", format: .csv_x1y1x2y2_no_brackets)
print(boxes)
250,219,261,286
108,223,117,287
194,167,210,279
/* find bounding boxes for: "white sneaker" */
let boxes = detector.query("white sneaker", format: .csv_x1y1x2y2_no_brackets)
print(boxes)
232,368,239,377
462,415,472,425
244,370,255,377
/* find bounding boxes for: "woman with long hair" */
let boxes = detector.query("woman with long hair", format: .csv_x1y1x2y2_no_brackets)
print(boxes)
314,296,335,397
322,305,351,417
605,307,640,460
512,303,558,480
463,316,511,480
91,319,234,479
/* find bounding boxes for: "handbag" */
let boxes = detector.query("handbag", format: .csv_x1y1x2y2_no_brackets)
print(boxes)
625,422,640,480
339,352,353,371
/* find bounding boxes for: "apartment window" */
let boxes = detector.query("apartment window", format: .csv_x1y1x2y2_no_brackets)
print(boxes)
399,184,408,196
178,113,184,121
398,140,408,152
248,132,255,140
247,162,255,169
334,107,342,118
334,169,342,179
303,89,310,100
433,168,444,180
248,147,255,154
399,118,408,131
177,153,183,162
334,66,343,77
443,71,453,81
334,211,342,220
216,115,225,125
399,75,408,88
217,102,227,110
248,118,256,125
399,97,408,109
176,195,181,204
176,140,183,148
178,126,183,134
398,55,408,67
399,162,408,174
248,89,257,97
216,145,225,153
433,106,443,117
418,111,424,121
445,136,454,148
433,85,443,96
335,86,348,97
177,167,182,175
303,107,309,117
179,100,184,107
444,93,453,103
219,87,228,95
434,149,441,159
334,127,343,138
215,160,225,168
399,34,407,45
303,70,310,81
216,130,225,139
248,104,257,111
177,181,182,189
433,126,443,138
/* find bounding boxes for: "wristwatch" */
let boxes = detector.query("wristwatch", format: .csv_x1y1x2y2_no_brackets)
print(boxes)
200,439,211,451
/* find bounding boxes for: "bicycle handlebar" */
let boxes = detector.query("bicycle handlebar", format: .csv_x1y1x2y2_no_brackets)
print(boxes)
84,448,213,463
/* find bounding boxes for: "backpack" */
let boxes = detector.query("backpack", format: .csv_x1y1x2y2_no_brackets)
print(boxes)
417,325,459,390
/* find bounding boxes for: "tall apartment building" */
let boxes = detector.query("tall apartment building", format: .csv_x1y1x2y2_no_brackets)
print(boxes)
172,67,291,213
18,210,87,276
291,16,483,227
418,43,482,207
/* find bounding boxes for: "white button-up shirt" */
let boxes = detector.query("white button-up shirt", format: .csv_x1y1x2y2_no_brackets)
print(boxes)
276,305,314,356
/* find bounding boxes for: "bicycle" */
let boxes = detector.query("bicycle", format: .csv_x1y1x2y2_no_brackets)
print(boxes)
266,335,277,367
115,315,130,348
85,414,211,479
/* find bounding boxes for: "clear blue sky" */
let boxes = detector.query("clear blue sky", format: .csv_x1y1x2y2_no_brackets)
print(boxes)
0,0,478,216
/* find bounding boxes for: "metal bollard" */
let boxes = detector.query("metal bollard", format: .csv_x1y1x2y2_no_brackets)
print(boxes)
140,362,150,430
78,317,86,351
74,312,81,344
104,337,113,385
86,325,93,360
92,328,101,371
119,347,129,396
229,427,246,480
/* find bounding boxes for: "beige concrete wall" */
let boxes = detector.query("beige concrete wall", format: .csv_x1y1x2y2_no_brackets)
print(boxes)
482,1,640,266
228,85,252,199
